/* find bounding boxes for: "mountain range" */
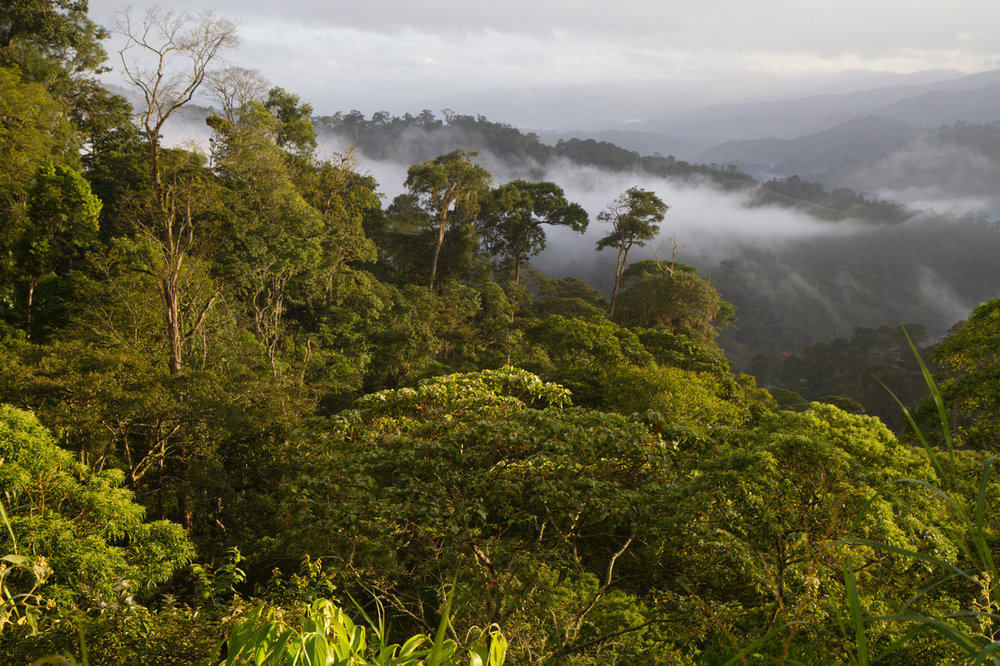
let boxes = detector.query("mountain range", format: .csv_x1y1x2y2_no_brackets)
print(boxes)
538,69,1000,181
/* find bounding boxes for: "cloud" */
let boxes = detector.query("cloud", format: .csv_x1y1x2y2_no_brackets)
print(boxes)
917,265,975,324
836,136,1000,218
88,0,1000,52
89,0,1000,121
528,168,872,295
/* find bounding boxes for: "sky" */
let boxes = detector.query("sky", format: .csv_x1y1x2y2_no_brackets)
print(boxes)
87,0,1000,124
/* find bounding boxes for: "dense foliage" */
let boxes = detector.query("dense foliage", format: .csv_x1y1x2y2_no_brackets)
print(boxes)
1,3,999,664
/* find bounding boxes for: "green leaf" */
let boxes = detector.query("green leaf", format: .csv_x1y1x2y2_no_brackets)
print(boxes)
842,558,868,665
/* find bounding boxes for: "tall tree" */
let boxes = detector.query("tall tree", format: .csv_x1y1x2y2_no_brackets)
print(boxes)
0,66,77,323
595,187,667,314
0,0,107,97
404,150,492,289
18,160,101,336
212,123,325,376
479,180,588,284
263,86,317,159
114,7,237,375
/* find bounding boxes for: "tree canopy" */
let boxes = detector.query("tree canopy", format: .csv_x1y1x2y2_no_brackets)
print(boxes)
594,187,668,314
3,3,999,663
478,180,588,284
404,150,492,289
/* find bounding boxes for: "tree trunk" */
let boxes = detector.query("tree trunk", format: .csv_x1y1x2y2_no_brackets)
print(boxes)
25,281,34,339
429,210,448,289
608,244,628,315
160,278,184,376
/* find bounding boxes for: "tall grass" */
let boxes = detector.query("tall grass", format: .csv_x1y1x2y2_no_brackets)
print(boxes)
834,328,1000,664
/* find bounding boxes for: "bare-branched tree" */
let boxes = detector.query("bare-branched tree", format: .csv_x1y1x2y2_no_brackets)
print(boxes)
114,7,237,375
205,65,268,125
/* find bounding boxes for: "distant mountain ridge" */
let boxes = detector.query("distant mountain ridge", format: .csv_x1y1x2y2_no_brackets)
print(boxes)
638,69,1000,145
423,68,968,134
524,69,1000,181
696,117,918,179
874,83,1000,126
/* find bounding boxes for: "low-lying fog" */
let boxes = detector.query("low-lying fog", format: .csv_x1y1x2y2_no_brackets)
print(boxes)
157,109,1000,356
345,140,867,285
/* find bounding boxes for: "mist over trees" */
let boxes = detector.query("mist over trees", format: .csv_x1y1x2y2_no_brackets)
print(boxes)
4,3,1000,664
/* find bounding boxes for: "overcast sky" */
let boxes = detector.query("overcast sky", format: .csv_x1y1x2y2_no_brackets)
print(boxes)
88,0,1000,122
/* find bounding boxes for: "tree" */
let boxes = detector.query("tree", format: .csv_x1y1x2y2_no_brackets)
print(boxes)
612,260,735,346
671,403,958,660
16,161,101,336
526,315,652,376
404,150,492,289
931,298,1000,449
263,87,317,159
478,180,588,284
526,272,609,318
0,404,193,607
0,0,107,98
205,66,268,126
211,123,325,376
524,314,653,405
0,66,78,315
282,368,681,662
114,6,237,375
295,154,379,282
595,187,667,314
600,364,756,429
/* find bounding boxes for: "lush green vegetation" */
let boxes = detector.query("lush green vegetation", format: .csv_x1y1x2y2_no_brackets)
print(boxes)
2,3,1000,664
318,108,1000,366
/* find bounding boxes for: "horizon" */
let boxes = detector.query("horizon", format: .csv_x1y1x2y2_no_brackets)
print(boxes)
88,0,1000,130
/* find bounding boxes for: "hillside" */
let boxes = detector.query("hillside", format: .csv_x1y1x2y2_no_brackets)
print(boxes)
312,108,1000,361
696,116,918,179
825,121,1000,218
637,68,1000,145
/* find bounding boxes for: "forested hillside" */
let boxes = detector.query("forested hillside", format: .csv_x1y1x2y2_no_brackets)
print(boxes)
314,107,1000,371
3,3,1000,664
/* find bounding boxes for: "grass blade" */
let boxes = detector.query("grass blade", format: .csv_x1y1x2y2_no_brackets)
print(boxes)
842,558,869,665
973,456,997,576
877,377,945,482
870,623,932,662
0,497,17,554
894,478,971,528
428,573,458,666
832,538,978,585
902,327,956,480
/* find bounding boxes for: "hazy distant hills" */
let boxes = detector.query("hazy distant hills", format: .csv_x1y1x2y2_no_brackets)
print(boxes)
538,69,1000,179
430,68,966,133
874,82,1000,126
534,129,703,162
640,69,1000,145
616,69,1000,184
826,121,1000,218
696,116,918,179
137,65,1000,191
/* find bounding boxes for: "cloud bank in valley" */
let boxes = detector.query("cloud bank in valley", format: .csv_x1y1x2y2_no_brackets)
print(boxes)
324,129,869,295
835,137,1000,218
